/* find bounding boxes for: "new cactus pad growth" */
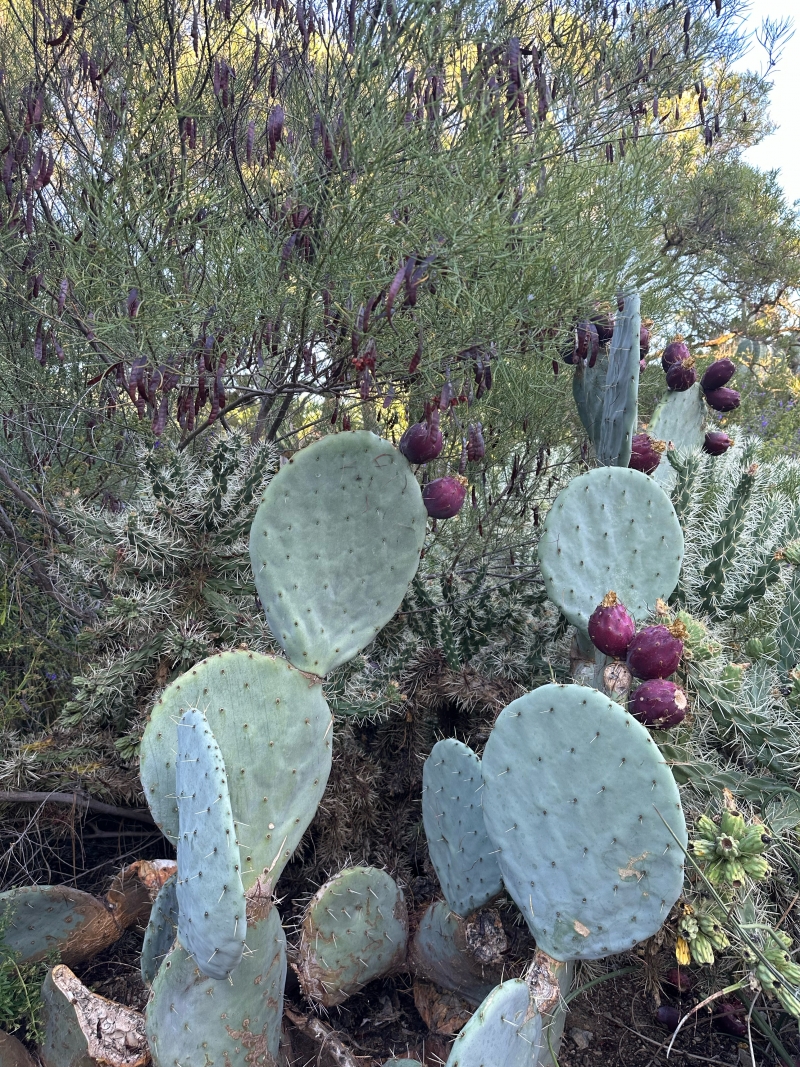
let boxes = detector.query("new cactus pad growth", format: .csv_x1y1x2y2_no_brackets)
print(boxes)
629,434,665,475
422,739,503,917
481,683,687,961
140,650,332,889
175,707,246,980
626,624,684,679
423,475,467,518
537,467,684,635
596,292,640,467
140,876,178,986
444,980,542,1067
629,679,687,728
587,592,636,658
249,430,427,676
295,866,408,1006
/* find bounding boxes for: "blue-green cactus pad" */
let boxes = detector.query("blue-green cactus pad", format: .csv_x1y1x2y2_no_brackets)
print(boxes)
422,740,503,917
140,650,332,889
445,980,542,1067
141,876,178,987
408,901,500,1007
537,466,683,633
175,708,246,980
597,293,641,468
296,866,408,1006
0,886,110,966
649,385,705,492
482,683,687,961
249,430,426,676
146,903,285,1067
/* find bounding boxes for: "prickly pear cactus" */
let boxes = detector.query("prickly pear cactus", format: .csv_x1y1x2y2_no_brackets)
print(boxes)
649,385,705,490
175,708,246,980
422,740,503,917
444,979,542,1067
249,431,427,677
597,293,641,467
295,866,408,1006
141,875,178,987
573,350,607,449
537,467,684,635
481,683,687,961
146,902,286,1067
408,901,502,1006
0,886,113,966
140,650,332,888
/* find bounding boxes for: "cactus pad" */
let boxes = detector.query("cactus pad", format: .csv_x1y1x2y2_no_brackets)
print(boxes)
141,875,178,987
422,740,503,917
175,708,246,980
481,683,686,961
295,866,408,1006
597,293,641,468
146,902,286,1067
573,352,607,449
249,430,426,676
408,901,501,1006
649,384,705,491
444,980,542,1066
537,466,683,633
0,886,112,966
140,650,332,888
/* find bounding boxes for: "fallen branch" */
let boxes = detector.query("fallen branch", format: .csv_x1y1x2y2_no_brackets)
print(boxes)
283,1004,362,1067
0,791,156,826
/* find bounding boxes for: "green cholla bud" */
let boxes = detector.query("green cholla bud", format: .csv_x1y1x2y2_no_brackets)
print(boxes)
690,933,715,965
739,855,770,880
692,839,715,860
714,835,739,859
696,814,717,839
679,916,699,940
738,825,771,855
720,810,746,838
745,637,764,659
776,987,800,1017
782,540,800,565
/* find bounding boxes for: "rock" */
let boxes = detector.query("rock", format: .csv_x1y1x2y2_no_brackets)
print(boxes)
570,1028,594,1050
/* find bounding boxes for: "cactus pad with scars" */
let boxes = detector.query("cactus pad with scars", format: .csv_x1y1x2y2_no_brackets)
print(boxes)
597,293,641,468
408,901,502,1007
146,901,286,1067
175,707,246,980
649,384,705,490
572,351,607,449
422,740,503,917
141,875,178,986
444,979,541,1067
249,431,427,677
0,886,114,967
295,866,408,1006
537,467,683,634
140,650,332,889
481,683,687,961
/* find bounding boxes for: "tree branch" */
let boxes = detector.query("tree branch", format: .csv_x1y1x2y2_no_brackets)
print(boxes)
0,791,156,826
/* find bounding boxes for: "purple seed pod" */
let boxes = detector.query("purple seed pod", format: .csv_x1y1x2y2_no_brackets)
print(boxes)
712,1001,747,1038
656,1005,680,1030
575,321,600,364
661,339,690,371
627,624,684,680
466,422,485,462
703,430,734,456
630,678,688,728
591,308,614,344
666,359,697,391
640,324,651,357
629,433,665,475
399,407,443,464
704,386,740,412
587,591,636,658
664,968,692,995
423,476,467,519
700,357,735,392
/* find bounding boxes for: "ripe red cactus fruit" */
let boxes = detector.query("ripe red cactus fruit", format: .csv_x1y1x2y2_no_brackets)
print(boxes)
630,678,688,728
712,1001,747,1038
704,386,740,412
629,433,666,475
587,591,636,658
665,358,697,391
399,405,443,463
700,358,736,392
626,623,684,679
661,338,690,371
422,475,467,519
656,1005,680,1030
640,324,651,358
703,430,734,455
664,968,692,995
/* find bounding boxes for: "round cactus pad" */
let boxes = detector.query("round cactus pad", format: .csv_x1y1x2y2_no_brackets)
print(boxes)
444,980,542,1067
140,651,332,889
482,683,687,961
422,739,502,917
537,466,683,633
0,886,111,966
249,430,427,676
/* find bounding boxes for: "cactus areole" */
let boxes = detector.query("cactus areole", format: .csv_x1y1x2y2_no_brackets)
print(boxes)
587,592,636,658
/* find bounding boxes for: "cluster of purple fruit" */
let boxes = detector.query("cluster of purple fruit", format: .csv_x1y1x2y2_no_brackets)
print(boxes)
657,972,747,1037
587,592,688,728
661,339,739,455
399,403,483,520
562,309,652,368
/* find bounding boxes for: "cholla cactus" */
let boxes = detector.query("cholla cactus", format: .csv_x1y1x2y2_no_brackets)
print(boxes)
53,432,277,749
692,811,771,888
746,930,800,1016
676,900,730,966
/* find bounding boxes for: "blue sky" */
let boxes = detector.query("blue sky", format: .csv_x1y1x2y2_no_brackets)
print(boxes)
738,0,800,206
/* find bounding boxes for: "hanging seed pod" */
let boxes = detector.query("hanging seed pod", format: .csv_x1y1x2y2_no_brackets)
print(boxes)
466,422,485,461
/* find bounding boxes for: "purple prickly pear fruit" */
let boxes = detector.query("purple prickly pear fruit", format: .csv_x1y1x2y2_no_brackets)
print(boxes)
626,622,685,679
587,591,636,658
664,968,692,994
713,1001,747,1038
640,324,651,357
704,386,740,412
700,357,735,392
574,321,600,365
591,308,614,344
656,1005,680,1030
703,430,734,455
661,338,690,371
466,422,485,462
423,476,467,519
630,678,688,728
665,358,697,391
399,406,443,463
629,433,666,475
639,358,647,371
